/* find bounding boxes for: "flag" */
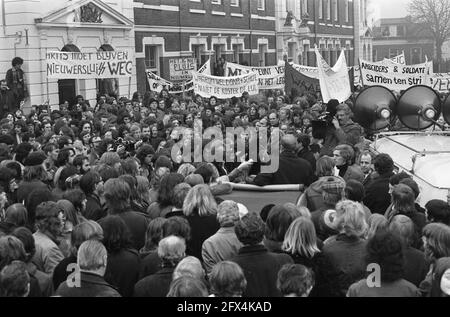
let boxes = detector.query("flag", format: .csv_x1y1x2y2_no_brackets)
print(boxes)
197,58,211,75
284,61,321,100
315,48,352,103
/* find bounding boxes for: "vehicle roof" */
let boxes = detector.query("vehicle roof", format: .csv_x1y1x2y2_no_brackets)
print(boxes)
371,133,450,189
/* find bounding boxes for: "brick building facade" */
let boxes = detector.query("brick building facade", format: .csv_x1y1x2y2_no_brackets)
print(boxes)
134,0,277,92
275,0,357,67
372,17,434,65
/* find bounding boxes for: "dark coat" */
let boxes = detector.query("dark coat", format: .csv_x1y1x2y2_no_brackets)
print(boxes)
106,210,150,251
56,271,121,297
254,151,314,187
322,234,367,297
104,248,141,297
139,250,162,279
133,267,175,297
403,247,429,287
298,148,316,174
363,172,394,214
53,255,77,290
84,194,106,221
0,88,14,116
186,213,221,261
231,244,294,297
17,180,49,205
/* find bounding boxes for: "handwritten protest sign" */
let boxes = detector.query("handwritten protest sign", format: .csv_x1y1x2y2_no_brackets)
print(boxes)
284,62,320,99
169,58,197,81
429,73,450,93
192,71,259,98
225,62,285,89
316,49,351,103
360,59,433,91
146,70,194,94
46,51,132,79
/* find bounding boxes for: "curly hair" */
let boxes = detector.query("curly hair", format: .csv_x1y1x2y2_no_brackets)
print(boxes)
366,231,404,282
277,264,315,297
235,212,265,246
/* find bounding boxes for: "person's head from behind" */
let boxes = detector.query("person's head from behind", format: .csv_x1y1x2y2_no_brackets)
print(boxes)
321,177,346,207
391,184,416,215
77,240,108,277
144,217,167,252
183,184,217,217
389,215,417,248
157,173,185,207
282,217,320,259
173,256,205,281
333,200,368,239
161,216,191,242
71,220,104,256
11,227,35,263
422,223,450,262
4,204,27,228
366,214,388,240
79,171,103,197
0,261,30,297
373,153,394,176
167,276,209,297
210,261,247,297
315,156,335,178
103,178,131,213
0,235,26,270
235,212,265,246
366,231,404,283
260,204,275,223
277,264,315,297
425,200,450,225
344,180,365,203
172,183,191,210
158,235,186,269
217,200,240,228
193,164,214,184
99,215,132,254
265,205,301,243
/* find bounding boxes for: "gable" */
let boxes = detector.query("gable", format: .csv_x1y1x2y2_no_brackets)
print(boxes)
36,0,133,29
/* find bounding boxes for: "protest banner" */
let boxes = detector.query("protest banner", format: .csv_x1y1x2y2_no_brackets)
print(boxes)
225,62,285,90
198,59,211,75
429,73,450,93
169,58,197,81
316,48,352,103
46,51,132,79
278,60,320,79
192,71,259,98
146,70,194,94
284,61,321,99
359,59,433,91
383,52,406,65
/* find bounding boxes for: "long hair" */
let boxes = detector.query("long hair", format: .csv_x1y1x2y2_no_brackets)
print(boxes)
183,184,217,217
282,217,320,259
391,184,416,217
103,178,131,213
334,200,368,238
22,165,47,182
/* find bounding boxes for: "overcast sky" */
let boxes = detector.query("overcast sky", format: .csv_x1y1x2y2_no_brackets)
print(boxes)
376,0,410,18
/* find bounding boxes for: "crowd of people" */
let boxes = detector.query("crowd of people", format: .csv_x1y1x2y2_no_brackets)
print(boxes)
0,56,449,297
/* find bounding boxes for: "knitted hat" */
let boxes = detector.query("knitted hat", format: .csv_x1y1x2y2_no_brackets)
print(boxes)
23,151,47,167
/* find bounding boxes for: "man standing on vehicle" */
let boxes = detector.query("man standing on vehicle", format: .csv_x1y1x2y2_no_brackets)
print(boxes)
332,103,364,146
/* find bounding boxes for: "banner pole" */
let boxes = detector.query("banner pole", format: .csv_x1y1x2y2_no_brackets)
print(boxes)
128,76,132,100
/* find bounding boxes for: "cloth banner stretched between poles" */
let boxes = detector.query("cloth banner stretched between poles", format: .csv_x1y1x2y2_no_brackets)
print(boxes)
192,71,259,99
146,70,194,94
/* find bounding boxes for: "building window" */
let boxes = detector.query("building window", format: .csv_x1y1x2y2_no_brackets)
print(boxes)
192,44,204,68
382,26,390,37
230,0,239,6
333,0,338,21
257,0,265,10
326,0,331,20
233,44,243,64
211,0,221,4
301,0,308,15
389,48,402,59
319,0,323,19
344,0,348,22
397,25,405,37
411,47,422,64
288,42,296,63
303,44,309,65
144,45,159,75
259,44,267,66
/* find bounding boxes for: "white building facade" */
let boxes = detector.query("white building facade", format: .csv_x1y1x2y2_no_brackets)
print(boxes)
0,0,137,111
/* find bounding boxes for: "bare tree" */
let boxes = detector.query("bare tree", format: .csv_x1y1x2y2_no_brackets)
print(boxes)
408,0,450,72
